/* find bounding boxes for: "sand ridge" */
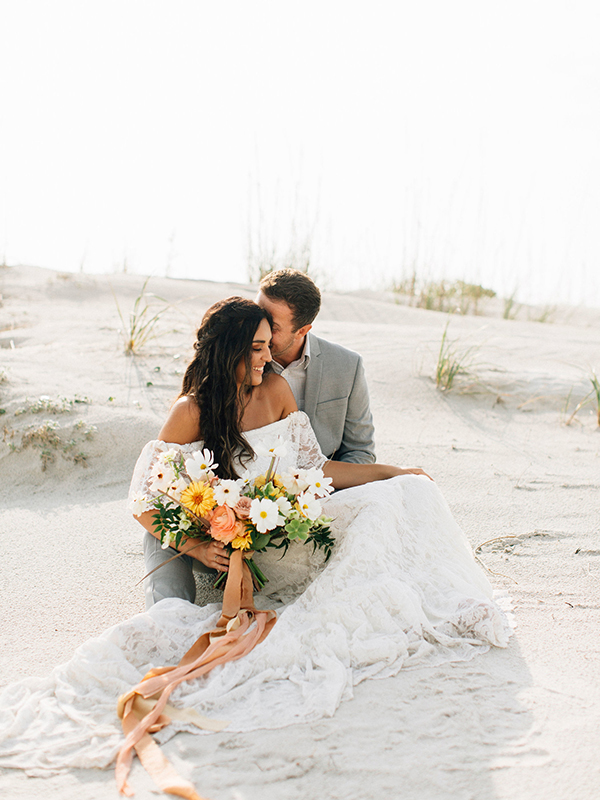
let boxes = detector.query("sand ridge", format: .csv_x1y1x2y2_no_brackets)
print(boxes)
0,264,599,799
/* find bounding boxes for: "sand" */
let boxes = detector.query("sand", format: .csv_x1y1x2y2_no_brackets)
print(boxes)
0,264,599,799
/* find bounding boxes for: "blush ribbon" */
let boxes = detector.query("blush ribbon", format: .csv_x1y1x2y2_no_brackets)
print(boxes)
115,549,276,798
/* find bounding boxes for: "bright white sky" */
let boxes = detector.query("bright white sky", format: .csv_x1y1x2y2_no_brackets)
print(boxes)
1,0,599,306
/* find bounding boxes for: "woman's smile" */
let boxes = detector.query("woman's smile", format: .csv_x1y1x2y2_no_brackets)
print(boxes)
236,318,273,387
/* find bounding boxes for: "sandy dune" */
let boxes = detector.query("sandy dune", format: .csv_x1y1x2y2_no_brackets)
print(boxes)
1,264,599,799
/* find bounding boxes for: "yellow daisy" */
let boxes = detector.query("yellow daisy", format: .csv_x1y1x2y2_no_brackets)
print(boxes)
180,481,216,517
231,534,252,550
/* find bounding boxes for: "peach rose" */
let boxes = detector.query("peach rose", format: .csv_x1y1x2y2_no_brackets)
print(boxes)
233,496,253,519
210,504,246,543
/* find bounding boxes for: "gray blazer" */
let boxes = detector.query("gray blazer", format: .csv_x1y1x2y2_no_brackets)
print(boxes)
302,333,376,464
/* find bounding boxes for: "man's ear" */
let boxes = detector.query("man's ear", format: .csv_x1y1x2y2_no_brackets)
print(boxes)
295,323,312,340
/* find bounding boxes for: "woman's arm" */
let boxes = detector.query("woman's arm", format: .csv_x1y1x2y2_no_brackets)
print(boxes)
323,460,432,490
156,395,201,444
134,395,230,572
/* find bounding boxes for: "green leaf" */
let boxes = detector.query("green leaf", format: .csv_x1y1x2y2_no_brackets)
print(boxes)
285,518,311,539
250,531,271,550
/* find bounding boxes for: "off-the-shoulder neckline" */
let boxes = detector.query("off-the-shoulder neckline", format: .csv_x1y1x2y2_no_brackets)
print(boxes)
152,410,307,448
242,409,305,434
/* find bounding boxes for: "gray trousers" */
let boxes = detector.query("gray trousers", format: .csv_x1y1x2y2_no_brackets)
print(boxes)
143,532,216,609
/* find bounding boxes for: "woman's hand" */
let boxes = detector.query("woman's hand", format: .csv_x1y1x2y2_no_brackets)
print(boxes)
394,467,434,481
135,511,230,572
182,539,230,572
324,460,433,489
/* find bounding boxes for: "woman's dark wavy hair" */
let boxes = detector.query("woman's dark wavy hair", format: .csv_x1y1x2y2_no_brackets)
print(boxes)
180,297,272,479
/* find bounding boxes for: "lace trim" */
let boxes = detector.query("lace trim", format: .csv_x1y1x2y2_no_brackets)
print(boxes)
127,411,327,514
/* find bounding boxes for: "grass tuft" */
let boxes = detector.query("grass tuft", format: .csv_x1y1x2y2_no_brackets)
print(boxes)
5,418,97,470
3,393,97,470
503,291,520,320
434,320,480,392
590,371,600,427
564,370,600,427
112,278,168,355
531,305,556,324
392,274,495,316
14,394,91,416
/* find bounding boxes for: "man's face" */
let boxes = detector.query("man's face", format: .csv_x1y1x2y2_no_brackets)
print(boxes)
255,291,307,364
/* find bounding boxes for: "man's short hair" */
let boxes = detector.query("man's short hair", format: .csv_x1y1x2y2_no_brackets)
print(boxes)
259,269,321,330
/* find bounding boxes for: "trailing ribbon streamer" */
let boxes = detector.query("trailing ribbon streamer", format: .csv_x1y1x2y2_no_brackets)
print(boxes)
115,549,277,798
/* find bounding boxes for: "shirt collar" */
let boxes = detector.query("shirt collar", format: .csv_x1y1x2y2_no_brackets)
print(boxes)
300,334,311,365
271,335,311,371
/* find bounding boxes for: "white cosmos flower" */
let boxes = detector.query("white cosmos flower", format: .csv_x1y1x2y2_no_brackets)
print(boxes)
128,492,149,517
249,497,280,533
185,449,218,481
275,495,293,519
303,468,334,497
238,469,251,485
213,479,242,508
296,492,322,521
149,462,177,493
255,436,288,460
156,448,180,467
166,476,188,502
280,469,310,495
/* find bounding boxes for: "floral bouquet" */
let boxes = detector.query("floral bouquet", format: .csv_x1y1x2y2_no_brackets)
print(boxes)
131,438,335,590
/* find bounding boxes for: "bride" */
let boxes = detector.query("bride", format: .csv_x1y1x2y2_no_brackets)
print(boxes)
0,297,511,790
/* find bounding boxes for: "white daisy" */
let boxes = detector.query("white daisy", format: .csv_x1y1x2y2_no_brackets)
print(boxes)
185,448,218,481
213,479,242,508
149,462,177,493
296,492,322,521
280,469,310,495
303,468,334,498
249,497,280,533
255,436,288,460
128,492,149,517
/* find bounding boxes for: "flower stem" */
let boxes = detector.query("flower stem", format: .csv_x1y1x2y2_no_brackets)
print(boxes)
264,455,279,484
212,557,268,591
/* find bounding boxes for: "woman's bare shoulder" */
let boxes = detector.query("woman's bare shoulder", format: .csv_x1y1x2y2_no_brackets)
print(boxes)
261,371,297,416
261,371,286,390
157,395,201,444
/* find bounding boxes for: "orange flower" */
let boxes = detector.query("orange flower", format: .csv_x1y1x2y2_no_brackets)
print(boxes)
210,504,246,543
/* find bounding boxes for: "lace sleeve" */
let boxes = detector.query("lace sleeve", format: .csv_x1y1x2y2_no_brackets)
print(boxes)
288,412,328,471
127,439,203,515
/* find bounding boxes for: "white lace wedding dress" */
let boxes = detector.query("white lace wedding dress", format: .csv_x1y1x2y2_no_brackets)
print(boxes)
0,411,511,775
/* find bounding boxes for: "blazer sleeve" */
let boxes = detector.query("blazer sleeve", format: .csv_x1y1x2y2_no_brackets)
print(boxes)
334,355,376,464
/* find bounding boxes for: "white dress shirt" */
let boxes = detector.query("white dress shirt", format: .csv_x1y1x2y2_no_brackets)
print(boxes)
269,336,311,411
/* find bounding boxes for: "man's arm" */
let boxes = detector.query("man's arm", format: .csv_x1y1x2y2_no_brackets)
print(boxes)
334,356,376,464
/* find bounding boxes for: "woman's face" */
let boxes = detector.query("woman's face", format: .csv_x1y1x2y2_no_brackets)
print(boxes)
235,317,272,387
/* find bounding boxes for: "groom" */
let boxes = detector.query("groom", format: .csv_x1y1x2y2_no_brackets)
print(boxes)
256,269,376,464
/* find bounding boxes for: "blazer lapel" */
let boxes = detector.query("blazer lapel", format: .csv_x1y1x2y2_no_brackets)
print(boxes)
303,333,322,417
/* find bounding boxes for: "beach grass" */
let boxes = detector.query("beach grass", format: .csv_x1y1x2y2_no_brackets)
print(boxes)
590,370,600,426
112,278,168,354
434,320,481,391
392,275,496,316
564,370,600,426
